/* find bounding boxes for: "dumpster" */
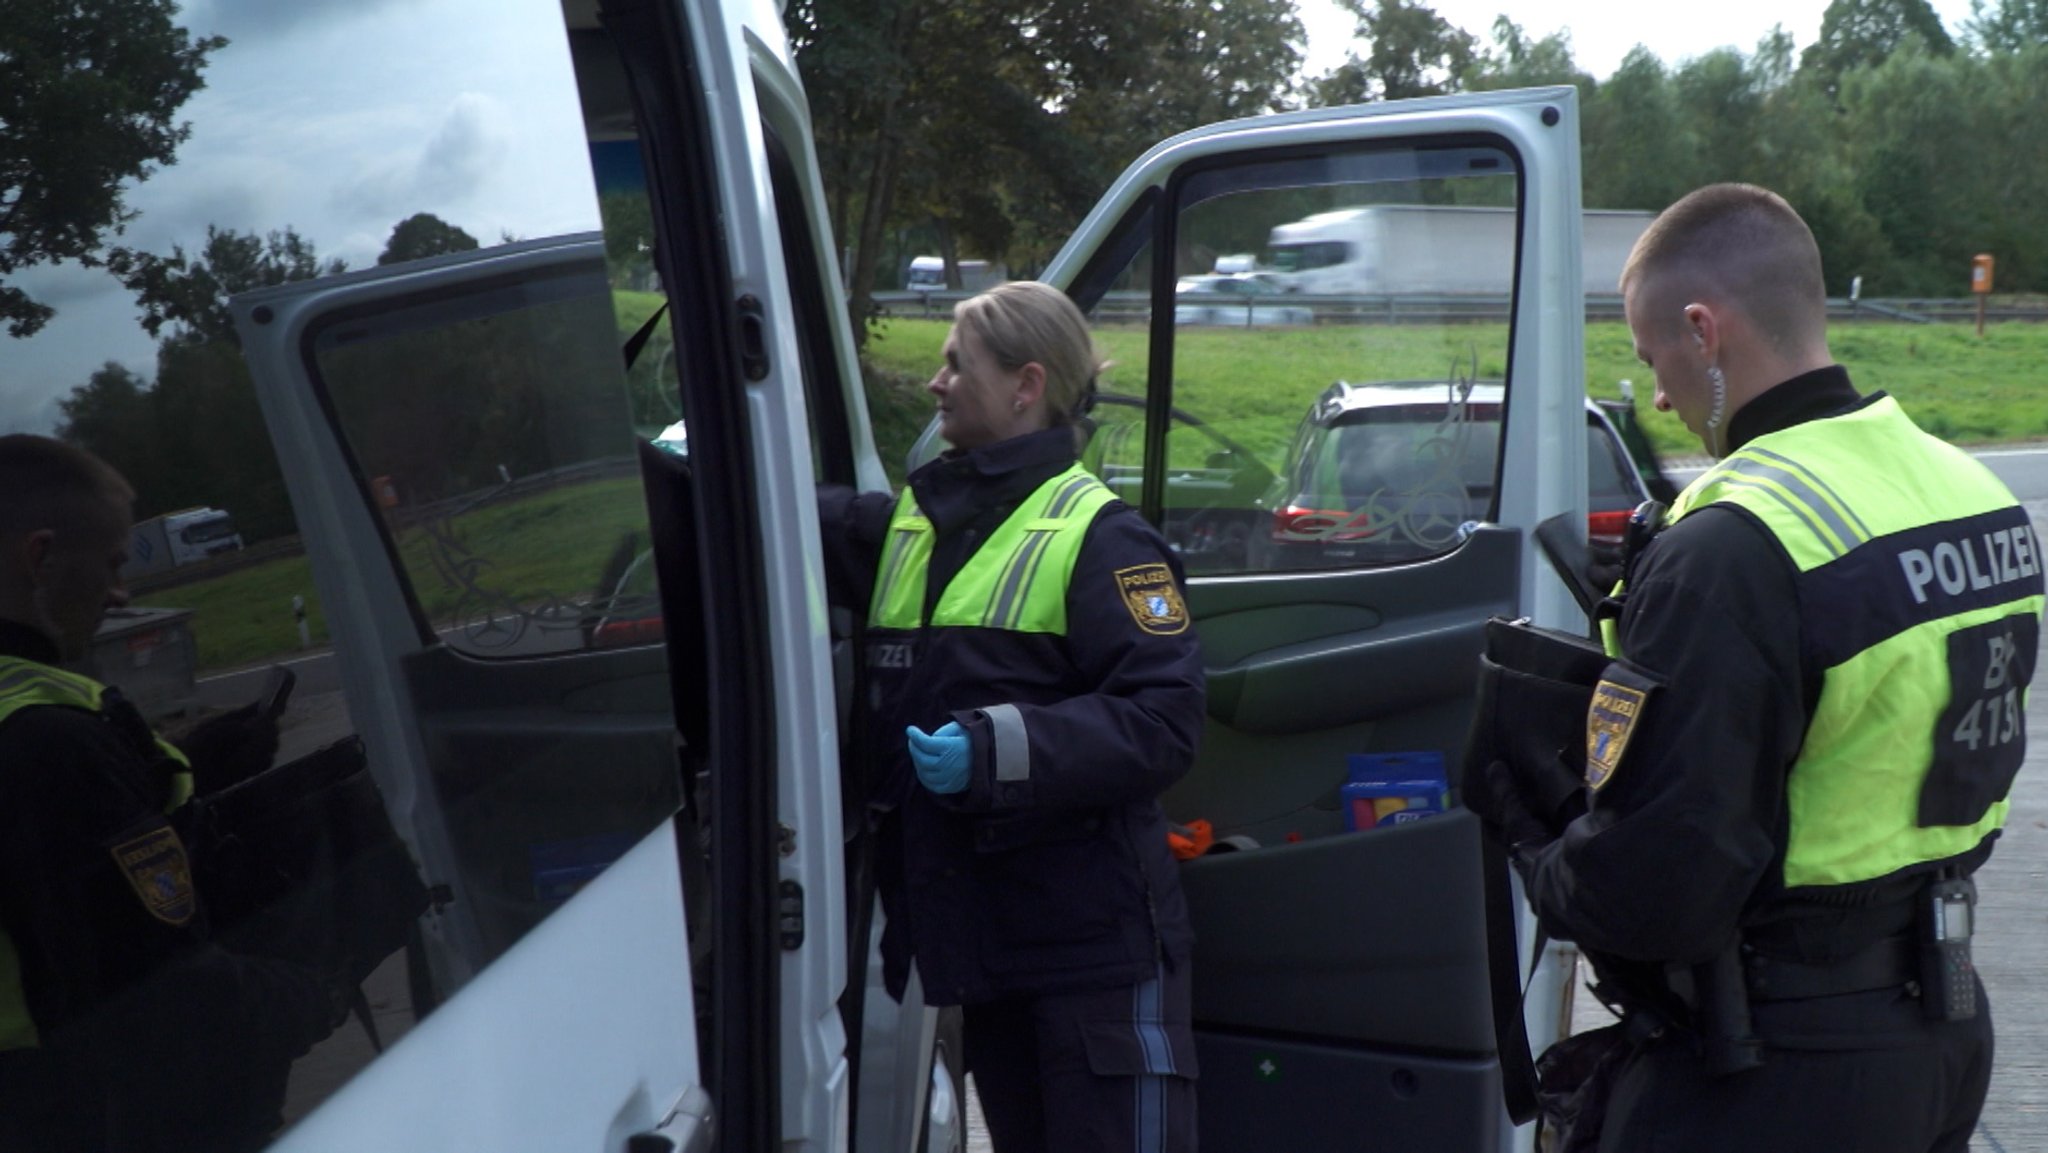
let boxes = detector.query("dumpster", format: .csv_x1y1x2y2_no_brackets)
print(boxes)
72,606,199,722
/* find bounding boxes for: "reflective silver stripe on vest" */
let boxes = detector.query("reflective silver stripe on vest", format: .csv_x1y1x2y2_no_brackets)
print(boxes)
1044,472,1101,519
986,531,1056,628
1742,445,1875,541
0,665,59,699
983,703,1032,782
874,522,924,612
983,474,1101,629
1714,452,1871,556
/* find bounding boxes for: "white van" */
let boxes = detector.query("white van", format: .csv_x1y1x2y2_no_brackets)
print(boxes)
39,0,1597,1147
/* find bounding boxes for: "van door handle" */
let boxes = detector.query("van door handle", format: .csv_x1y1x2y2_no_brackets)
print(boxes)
737,295,769,381
629,1085,713,1153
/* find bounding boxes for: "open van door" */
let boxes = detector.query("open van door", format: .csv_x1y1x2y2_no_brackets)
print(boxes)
1034,87,1593,1152
230,0,856,1150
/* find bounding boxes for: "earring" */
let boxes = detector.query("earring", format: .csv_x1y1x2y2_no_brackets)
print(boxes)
1013,400,1023,412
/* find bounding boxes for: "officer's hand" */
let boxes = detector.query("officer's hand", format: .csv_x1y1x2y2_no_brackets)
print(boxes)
906,722,971,795
179,703,281,794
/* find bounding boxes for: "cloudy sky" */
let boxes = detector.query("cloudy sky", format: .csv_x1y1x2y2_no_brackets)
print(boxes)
0,0,1986,435
1,0,597,435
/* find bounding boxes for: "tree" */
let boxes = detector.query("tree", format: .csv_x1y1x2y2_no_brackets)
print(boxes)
1460,17,1593,93
110,225,347,347
56,362,160,500
377,212,479,266
0,0,225,337
598,191,656,289
1670,49,1770,185
1308,0,1477,106
789,0,1301,343
60,225,349,542
1582,50,1692,211
1965,0,2048,51
1801,0,1955,94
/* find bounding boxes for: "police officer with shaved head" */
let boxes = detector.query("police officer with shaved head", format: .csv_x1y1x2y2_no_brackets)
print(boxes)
1471,185,2040,1151
0,434,340,1151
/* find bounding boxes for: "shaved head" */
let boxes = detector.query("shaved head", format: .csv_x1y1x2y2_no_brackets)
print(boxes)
1620,183,1828,355
0,435,136,659
0,435,134,544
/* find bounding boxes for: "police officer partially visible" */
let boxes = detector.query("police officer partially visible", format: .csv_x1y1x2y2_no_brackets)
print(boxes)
1473,185,2039,1152
0,434,341,1152
819,282,1205,1152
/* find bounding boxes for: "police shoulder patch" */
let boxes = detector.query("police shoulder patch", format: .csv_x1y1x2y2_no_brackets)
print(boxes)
1585,677,1649,792
1114,563,1189,635
110,825,196,926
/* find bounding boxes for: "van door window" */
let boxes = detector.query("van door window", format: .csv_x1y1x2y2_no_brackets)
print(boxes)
1140,143,1524,575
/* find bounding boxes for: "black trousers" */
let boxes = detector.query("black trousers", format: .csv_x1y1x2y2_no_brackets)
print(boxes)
1595,977,1993,1153
963,962,1199,1153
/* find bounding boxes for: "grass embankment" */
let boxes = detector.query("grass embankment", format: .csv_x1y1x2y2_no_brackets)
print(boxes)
173,477,646,673
869,318,2048,462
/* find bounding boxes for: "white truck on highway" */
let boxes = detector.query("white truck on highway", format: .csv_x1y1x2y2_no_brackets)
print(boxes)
121,506,244,580
1264,203,1653,296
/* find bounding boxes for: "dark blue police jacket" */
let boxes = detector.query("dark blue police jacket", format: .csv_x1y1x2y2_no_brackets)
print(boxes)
821,427,1206,1006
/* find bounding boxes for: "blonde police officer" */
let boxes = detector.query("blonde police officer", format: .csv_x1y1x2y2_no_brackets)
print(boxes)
819,283,1206,1153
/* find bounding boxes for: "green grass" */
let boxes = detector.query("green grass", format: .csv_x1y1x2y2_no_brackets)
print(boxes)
390,475,648,626
873,317,2048,463
165,476,648,673
166,554,334,672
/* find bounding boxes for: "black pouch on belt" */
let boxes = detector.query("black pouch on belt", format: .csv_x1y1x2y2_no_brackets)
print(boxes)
1463,616,1609,834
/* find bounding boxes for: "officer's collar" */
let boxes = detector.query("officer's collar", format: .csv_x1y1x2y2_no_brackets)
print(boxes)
1725,365,1864,454
0,617,61,666
910,426,1078,534
926,425,1076,479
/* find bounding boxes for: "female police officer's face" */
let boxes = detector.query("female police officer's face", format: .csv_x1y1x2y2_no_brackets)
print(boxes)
928,324,1042,452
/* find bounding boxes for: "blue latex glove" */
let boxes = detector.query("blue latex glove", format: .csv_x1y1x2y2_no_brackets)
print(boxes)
906,721,971,795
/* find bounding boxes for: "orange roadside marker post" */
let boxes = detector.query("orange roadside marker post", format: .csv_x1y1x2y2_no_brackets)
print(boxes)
1972,254,1995,337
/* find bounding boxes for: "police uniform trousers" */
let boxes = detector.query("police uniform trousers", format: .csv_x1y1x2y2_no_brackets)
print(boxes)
963,960,1197,1153
1595,976,1993,1153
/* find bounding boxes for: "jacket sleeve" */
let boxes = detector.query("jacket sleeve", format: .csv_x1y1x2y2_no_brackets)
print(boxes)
1520,509,1809,964
950,505,1207,812
817,484,898,612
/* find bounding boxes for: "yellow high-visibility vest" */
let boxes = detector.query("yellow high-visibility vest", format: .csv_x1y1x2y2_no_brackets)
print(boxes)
1611,397,2043,889
0,657,195,1051
868,464,1117,635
